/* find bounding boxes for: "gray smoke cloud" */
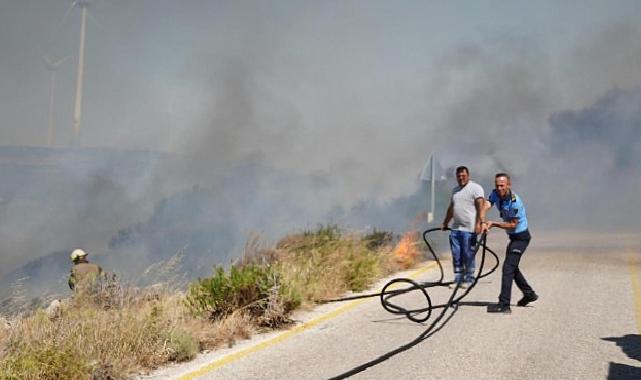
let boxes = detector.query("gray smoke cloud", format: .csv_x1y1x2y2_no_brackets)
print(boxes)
550,87,641,169
1,2,641,297
538,86,641,229
408,24,641,232
424,33,554,177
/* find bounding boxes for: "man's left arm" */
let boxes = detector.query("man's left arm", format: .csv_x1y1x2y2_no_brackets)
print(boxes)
486,218,518,230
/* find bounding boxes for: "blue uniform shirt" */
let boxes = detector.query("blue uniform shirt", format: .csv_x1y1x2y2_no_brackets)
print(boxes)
488,190,528,235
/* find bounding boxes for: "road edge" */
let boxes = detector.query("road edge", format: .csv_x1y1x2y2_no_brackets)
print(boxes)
176,261,439,380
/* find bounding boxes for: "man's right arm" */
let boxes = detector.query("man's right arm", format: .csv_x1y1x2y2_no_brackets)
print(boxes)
480,194,495,233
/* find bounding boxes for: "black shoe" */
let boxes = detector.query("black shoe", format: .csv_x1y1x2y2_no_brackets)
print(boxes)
517,293,539,307
487,304,511,313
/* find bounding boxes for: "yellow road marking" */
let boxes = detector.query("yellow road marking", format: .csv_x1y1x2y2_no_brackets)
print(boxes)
628,253,641,333
178,261,439,380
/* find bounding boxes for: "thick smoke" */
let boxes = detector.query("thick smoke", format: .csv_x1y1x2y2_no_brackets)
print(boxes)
1,2,641,299
423,34,555,179
549,87,641,170
535,87,641,229
411,28,641,232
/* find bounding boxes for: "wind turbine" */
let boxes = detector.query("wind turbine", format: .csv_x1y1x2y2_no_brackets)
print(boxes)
44,56,69,147
71,0,92,146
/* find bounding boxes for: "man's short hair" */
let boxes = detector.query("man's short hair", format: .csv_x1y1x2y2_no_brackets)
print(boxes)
456,166,469,175
495,172,511,181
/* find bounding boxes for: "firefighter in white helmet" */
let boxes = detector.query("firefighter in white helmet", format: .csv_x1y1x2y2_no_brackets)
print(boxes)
68,248,103,290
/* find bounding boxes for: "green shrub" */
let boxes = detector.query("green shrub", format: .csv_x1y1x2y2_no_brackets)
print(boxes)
185,264,279,320
168,329,198,362
277,278,303,310
0,342,90,380
345,248,380,291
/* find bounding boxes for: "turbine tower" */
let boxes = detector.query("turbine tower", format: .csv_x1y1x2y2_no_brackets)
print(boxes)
71,0,91,146
44,56,69,147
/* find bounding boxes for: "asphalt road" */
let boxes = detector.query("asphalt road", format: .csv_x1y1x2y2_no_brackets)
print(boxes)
142,232,641,380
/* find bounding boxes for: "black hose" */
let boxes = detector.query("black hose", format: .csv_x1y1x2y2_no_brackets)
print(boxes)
324,228,500,379
320,228,499,324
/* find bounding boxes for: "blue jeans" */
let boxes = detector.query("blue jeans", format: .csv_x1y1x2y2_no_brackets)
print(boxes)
449,230,477,283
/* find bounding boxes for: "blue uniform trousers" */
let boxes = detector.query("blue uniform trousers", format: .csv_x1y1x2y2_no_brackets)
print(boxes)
499,230,535,306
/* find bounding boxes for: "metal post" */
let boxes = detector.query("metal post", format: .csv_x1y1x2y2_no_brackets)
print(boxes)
431,154,435,220
72,3,88,146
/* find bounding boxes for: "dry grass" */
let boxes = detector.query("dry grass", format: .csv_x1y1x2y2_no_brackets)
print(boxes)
274,227,407,308
0,319,8,359
0,281,255,379
0,226,419,379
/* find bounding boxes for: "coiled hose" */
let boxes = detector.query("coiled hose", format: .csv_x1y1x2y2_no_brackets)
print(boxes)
323,228,500,379
322,228,499,323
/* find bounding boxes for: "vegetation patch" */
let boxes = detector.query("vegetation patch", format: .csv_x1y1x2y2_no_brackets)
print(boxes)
0,225,421,379
185,264,281,321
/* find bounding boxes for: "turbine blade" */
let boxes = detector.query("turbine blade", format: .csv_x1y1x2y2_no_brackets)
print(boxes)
54,56,72,66
86,11,106,33
63,2,75,23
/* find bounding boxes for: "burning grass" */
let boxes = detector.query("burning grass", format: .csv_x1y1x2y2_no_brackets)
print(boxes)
0,225,422,379
392,230,423,269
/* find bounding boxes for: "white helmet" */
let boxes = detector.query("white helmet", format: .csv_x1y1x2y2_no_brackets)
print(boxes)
70,248,88,261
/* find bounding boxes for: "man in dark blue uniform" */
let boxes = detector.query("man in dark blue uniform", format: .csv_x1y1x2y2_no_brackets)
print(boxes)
482,173,538,313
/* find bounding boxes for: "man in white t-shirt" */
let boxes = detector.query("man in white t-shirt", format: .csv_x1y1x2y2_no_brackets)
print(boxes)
441,166,485,287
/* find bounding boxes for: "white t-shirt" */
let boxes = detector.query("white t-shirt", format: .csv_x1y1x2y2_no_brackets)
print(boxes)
450,181,485,233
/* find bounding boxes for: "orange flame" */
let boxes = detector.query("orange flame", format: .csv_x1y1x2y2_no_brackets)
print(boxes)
393,230,421,269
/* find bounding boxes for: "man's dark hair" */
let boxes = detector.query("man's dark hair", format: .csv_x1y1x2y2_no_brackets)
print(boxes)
495,172,511,181
456,166,469,175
